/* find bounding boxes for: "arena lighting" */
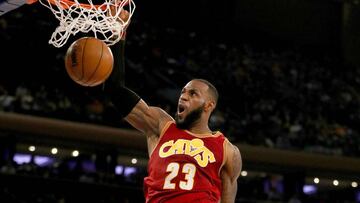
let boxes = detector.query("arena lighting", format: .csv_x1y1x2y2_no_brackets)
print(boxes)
333,180,339,186
303,185,317,195
131,158,137,164
241,170,248,177
13,153,31,164
124,166,137,177
28,146,36,152
351,182,358,188
72,150,79,157
34,155,55,167
51,148,58,154
313,177,320,184
115,165,124,175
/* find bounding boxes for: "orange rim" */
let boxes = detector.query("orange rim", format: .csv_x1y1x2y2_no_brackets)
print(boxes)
27,0,38,4
48,0,95,9
47,0,129,10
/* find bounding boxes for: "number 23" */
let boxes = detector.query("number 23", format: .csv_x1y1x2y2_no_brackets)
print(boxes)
163,162,196,190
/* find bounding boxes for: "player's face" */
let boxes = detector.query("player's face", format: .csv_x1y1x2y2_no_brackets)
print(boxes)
175,104,204,129
175,81,209,128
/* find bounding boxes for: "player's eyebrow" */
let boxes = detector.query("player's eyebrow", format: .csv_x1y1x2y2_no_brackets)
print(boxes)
182,87,200,94
189,88,200,94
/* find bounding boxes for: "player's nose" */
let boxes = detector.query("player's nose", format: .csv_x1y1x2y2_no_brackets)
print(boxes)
179,93,189,101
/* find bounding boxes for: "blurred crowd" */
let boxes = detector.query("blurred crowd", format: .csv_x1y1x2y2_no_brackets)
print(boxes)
0,151,146,203
1,3,360,203
1,3,360,159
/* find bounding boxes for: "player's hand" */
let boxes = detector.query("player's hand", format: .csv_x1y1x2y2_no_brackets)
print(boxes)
110,1,130,40
120,9,130,39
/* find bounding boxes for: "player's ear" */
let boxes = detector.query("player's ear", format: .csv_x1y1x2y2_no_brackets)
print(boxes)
204,100,216,112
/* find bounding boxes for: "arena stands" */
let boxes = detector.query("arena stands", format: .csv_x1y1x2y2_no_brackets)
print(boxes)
1,0,360,202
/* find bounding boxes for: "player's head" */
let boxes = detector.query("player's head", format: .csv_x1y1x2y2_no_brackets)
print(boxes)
175,79,218,129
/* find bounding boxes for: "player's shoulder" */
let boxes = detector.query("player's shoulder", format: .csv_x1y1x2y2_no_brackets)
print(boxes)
149,106,174,136
223,139,242,177
224,139,242,163
224,138,239,150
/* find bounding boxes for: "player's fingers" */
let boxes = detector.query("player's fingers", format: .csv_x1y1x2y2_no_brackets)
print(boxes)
109,0,126,17
107,4,116,17
119,9,129,22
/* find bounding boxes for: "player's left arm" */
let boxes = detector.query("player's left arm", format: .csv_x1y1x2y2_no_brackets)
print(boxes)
220,140,242,203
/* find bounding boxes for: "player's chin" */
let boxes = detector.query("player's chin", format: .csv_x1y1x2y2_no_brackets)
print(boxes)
175,118,186,129
175,112,185,122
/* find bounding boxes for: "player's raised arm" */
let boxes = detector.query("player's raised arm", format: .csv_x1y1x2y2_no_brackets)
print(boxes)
220,141,242,203
105,9,173,138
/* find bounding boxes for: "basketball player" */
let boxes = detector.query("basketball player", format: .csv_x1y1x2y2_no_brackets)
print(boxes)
107,9,242,203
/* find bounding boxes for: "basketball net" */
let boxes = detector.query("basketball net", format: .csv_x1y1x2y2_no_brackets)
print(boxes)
38,0,135,48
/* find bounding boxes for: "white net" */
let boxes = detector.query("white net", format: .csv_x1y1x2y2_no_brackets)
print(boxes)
39,0,135,48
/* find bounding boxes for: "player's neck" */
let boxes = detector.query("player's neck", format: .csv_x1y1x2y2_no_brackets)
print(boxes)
187,123,212,135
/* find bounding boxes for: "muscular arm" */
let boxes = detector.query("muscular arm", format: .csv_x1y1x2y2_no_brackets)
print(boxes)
125,99,173,137
220,141,242,203
106,25,173,153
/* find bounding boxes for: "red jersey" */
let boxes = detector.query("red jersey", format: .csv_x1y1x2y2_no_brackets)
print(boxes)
144,121,226,203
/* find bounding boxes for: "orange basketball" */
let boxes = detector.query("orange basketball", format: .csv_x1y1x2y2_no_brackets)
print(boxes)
65,37,114,87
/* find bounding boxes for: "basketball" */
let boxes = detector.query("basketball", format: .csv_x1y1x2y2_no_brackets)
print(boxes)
64,37,114,87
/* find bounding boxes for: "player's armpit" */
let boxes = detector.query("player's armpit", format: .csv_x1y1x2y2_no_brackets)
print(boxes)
220,142,242,203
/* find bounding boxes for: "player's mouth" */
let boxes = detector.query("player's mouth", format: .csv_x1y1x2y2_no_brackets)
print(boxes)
177,104,186,117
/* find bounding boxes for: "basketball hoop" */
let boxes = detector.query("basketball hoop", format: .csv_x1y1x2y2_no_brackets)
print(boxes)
38,0,135,48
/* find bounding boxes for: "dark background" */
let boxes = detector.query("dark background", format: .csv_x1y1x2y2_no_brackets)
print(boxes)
1,0,360,202
1,0,357,80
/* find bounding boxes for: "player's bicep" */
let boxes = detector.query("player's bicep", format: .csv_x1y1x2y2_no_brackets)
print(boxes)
124,99,172,135
124,99,155,133
220,143,242,203
228,144,242,182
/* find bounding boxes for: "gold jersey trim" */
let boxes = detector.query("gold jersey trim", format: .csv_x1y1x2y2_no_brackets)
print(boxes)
149,121,174,158
218,138,228,176
184,129,222,138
